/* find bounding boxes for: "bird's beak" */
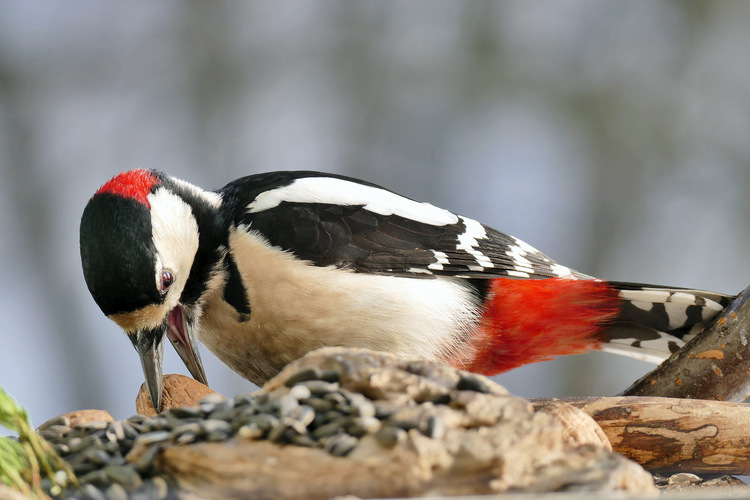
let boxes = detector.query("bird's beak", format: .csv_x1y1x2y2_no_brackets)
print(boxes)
130,328,165,413
166,306,208,386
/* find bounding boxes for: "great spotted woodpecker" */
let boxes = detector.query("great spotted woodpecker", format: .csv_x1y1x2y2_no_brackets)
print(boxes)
80,170,733,411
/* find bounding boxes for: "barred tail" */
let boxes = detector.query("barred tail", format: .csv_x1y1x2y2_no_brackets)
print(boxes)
601,282,734,363
463,277,734,376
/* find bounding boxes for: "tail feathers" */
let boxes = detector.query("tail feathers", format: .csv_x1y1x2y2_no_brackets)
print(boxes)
464,278,734,375
601,282,734,364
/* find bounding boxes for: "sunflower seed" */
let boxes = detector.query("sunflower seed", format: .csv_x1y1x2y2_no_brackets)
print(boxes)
104,465,143,489
104,483,128,500
79,469,108,486
169,406,202,419
284,368,323,387
170,422,202,438
311,420,345,440
135,431,170,446
299,380,340,395
319,369,341,383
147,476,169,499
39,425,71,440
288,384,312,401
238,424,264,440
38,415,71,431
375,426,407,448
80,483,107,500
304,397,334,413
456,374,490,394
423,415,445,440
324,433,357,457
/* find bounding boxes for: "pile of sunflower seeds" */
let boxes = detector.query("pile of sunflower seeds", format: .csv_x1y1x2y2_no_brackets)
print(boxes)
38,366,494,500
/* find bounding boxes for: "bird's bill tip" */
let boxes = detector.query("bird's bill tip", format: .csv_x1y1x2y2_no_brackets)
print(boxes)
130,328,165,413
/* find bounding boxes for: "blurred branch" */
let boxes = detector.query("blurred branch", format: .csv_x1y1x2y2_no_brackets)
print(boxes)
622,284,750,402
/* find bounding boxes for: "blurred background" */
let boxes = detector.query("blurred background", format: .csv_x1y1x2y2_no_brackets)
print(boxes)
2,1,750,426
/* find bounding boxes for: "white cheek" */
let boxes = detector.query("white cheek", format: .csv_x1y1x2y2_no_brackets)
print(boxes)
148,188,200,307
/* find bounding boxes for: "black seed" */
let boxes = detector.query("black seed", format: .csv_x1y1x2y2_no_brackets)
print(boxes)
284,368,323,387
169,406,202,419
146,476,169,499
104,465,143,489
80,483,107,500
79,470,108,486
456,374,491,394
426,393,452,405
135,431,170,446
104,483,128,500
267,423,290,443
324,433,357,457
374,426,406,448
311,421,345,440
38,415,71,431
304,397,334,413
387,418,419,431
39,425,71,440
299,380,340,395
422,416,445,440
319,370,341,383
289,434,320,448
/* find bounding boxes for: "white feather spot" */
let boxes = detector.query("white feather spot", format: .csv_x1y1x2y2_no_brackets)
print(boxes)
247,177,459,226
619,289,672,303
507,270,530,278
428,251,450,271
550,263,573,277
664,303,689,330
457,217,494,268
630,300,655,312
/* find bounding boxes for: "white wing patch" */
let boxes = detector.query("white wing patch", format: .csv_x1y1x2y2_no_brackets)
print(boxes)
246,177,459,227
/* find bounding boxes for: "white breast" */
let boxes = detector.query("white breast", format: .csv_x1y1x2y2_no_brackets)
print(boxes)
197,227,482,384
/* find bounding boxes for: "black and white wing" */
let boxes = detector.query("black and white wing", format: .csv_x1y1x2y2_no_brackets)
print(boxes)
222,171,586,281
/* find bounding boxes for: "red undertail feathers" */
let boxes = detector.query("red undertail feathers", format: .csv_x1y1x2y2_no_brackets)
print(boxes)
465,277,621,375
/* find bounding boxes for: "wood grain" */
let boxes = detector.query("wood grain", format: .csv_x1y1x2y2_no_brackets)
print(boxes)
534,396,750,474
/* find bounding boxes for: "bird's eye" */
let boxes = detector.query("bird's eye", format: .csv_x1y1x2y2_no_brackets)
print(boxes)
160,270,174,294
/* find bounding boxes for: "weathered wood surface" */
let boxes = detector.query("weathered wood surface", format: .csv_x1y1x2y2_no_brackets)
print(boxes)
622,285,750,401
534,396,750,474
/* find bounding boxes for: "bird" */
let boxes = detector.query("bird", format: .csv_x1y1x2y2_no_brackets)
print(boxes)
80,169,734,411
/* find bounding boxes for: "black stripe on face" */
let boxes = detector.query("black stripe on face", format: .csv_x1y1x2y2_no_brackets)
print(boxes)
80,193,161,316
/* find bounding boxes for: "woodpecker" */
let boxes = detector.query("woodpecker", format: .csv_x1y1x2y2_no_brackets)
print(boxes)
80,169,733,411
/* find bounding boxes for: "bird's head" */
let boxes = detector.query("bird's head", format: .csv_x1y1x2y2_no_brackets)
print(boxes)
80,169,208,412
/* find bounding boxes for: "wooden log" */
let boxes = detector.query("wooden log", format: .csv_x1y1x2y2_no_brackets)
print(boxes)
622,285,750,401
534,396,750,474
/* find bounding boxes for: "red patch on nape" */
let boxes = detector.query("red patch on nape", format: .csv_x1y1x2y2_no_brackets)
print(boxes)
95,169,161,208
464,277,621,376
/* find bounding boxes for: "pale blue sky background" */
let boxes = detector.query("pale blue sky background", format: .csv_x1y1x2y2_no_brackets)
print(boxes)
2,1,750,425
